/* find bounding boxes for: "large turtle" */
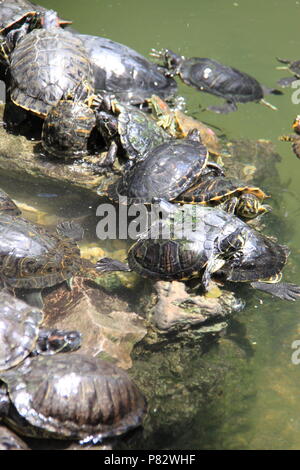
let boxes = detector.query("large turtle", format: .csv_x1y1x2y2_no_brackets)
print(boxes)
96,202,300,301
8,9,94,118
103,129,224,203
73,33,178,105
151,49,282,113
0,353,147,443
0,215,98,308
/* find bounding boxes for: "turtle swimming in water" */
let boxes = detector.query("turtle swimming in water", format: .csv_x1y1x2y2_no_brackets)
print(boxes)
151,49,282,113
276,57,300,87
96,202,300,301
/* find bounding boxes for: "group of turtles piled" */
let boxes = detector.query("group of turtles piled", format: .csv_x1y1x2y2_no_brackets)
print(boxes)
0,0,299,450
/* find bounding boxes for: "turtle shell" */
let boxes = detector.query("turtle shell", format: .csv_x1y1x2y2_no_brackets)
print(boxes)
178,58,264,103
175,174,267,205
75,34,177,105
97,101,170,161
0,214,81,289
9,16,94,117
127,204,289,285
42,99,97,159
0,291,43,372
0,188,21,216
0,353,147,441
106,133,209,203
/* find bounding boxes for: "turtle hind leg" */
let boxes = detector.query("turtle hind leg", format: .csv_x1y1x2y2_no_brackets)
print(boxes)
205,101,238,114
96,257,131,273
56,220,84,241
277,77,297,87
250,281,300,301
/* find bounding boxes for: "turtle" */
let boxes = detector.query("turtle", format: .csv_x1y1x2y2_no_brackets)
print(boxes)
0,353,147,443
276,57,300,87
8,9,94,118
0,216,99,308
41,85,98,160
151,49,282,113
73,33,178,105
0,290,82,373
0,187,21,215
173,171,271,219
279,115,300,159
102,128,224,203
95,96,171,172
96,201,300,301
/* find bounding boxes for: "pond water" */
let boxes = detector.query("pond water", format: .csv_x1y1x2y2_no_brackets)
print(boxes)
2,0,300,450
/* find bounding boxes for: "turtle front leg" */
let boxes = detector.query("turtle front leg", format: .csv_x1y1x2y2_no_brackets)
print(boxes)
94,141,120,174
206,100,238,114
250,281,300,301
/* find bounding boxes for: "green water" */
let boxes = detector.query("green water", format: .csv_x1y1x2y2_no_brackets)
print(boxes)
7,0,300,450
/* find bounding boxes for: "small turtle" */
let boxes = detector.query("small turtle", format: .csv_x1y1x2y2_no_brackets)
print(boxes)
151,49,282,113
103,129,224,203
174,171,270,219
279,115,300,159
0,290,81,372
8,9,94,118
0,216,99,308
41,85,98,159
96,97,171,171
96,202,300,301
0,187,21,215
276,57,300,87
74,33,178,105
0,353,147,442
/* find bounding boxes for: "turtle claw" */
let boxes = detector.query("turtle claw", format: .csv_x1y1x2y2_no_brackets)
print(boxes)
96,258,131,273
250,281,300,301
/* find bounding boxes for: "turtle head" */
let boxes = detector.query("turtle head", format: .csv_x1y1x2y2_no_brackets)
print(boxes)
236,194,271,219
292,115,300,135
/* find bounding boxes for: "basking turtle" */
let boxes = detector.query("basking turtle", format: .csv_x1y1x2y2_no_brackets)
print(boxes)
0,216,99,308
279,115,300,159
74,33,177,105
0,353,147,442
151,49,282,113
41,85,98,160
96,97,171,171
0,187,21,215
96,202,300,301
174,171,270,219
276,57,300,87
0,291,81,372
103,129,224,203
8,9,94,118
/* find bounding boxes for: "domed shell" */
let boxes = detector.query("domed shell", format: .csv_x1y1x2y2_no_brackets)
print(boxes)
0,291,43,372
0,354,147,441
107,135,209,203
10,22,94,117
